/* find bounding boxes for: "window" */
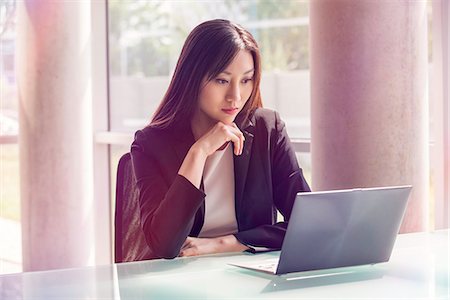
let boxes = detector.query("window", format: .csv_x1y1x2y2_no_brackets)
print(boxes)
0,0,21,274
107,1,311,138
106,0,313,205
105,0,448,231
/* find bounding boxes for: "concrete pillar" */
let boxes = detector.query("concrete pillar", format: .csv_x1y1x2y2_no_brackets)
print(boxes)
17,1,94,271
310,0,429,232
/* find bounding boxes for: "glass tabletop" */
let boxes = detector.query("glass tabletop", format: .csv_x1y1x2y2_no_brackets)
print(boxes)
1,230,448,299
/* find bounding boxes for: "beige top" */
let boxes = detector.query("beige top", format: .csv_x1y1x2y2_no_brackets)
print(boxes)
198,143,238,238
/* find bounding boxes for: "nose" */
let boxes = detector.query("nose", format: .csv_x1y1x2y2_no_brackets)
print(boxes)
226,82,241,103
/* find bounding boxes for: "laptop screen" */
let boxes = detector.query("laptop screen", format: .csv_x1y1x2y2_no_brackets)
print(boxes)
276,185,412,274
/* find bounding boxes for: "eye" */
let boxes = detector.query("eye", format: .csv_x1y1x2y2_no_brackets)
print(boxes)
242,78,253,84
215,78,228,84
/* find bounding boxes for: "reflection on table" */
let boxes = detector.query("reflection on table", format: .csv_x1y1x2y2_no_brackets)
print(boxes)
1,230,448,299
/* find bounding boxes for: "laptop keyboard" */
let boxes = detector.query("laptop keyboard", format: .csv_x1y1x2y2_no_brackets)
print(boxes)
254,258,279,272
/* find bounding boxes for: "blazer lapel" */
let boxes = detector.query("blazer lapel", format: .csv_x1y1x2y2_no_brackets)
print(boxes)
234,115,255,220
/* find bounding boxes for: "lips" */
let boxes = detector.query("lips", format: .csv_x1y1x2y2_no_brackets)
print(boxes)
222,108,239,115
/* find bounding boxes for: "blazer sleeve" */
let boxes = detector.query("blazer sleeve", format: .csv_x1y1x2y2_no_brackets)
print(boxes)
234,111,311,251
130,130,206,259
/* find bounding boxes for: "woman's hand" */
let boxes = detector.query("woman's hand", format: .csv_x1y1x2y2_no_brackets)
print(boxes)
192,122,245,157
179,235,250,257
178,122,245,188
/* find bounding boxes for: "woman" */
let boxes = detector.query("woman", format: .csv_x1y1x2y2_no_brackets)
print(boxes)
131,19,310,260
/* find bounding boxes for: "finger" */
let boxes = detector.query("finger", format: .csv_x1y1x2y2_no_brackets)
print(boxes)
217,123,241,156
181,237,192,250
182,237,191,247
181,243,189,250
227,133,241,156
239,131,245,155
230,123,244,155
231,123,243,138
179,247,197,257
229,124,245,155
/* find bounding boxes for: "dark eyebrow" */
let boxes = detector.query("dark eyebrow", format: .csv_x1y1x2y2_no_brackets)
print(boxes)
220,69,255,76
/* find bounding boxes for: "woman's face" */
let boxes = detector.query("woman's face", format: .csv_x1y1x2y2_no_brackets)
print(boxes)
194,49,255,128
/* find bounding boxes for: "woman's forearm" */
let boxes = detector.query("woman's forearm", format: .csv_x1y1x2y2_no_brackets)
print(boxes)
179,234,250,257
178,145,208,189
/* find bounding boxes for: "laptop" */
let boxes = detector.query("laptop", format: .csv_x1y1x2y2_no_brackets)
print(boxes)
230,185,412,275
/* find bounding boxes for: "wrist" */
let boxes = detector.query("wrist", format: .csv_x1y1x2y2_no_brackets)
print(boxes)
189,143,208,160
178,143,208,189
218,235,250,252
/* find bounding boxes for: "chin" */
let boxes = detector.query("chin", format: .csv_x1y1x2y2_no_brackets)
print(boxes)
220,116,237,125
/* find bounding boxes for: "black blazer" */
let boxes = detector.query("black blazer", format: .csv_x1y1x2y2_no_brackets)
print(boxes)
131,108,310,259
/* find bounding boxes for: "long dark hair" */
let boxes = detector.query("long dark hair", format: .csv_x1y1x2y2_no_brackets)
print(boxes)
150,19,262,128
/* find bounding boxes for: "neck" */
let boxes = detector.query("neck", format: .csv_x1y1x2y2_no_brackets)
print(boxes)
191,111,215,141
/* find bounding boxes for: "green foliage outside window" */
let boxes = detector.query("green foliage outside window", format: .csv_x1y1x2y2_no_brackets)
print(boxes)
108,0,310,77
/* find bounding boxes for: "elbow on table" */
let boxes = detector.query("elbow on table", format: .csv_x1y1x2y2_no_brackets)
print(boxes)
161,253,179,260
143,223,181,259
150,241,181,260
